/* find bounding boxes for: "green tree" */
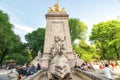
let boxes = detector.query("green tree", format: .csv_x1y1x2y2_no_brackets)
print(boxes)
25,28,45,57
7,45,33,65
69,18,93,62
74,40,99,62
0,10,31,65
0,10,19,64
90,20,120,60
69,18,87,44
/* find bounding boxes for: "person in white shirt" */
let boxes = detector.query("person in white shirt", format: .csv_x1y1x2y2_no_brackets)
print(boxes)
103,64,114,80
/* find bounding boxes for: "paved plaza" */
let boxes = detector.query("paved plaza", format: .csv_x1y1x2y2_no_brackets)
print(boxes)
0,70,10,80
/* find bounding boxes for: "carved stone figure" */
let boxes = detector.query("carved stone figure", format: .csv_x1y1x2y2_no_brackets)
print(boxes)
49,46,57,59
48,36,73,80
59,44,68,58
37,50,41,61
49,7,53,12
50,36,66,58
54,36,66,53
54,36,60,53
54,3,59,12
48,0,66,13
61,8,65,12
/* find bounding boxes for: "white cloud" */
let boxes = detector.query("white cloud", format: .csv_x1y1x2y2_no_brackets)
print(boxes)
13,23,34,42
10,16,35,43
13,23,34,33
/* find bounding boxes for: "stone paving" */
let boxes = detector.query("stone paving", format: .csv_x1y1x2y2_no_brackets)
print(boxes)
0,74,10,80
0,69,10,75
0,69,10,80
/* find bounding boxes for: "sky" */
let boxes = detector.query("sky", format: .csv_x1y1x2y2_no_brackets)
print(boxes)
0,0,120,42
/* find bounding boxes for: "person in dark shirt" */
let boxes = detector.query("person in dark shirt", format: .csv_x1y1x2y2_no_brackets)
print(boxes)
37,63,41,70
16,66,27,80
28,64,36,75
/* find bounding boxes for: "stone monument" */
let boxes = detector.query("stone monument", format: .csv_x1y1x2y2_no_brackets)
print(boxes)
40,2,76,70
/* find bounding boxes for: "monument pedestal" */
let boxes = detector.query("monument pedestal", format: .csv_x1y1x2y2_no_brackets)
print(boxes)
40,53,50,69
40,12,76,69
67,52,76,67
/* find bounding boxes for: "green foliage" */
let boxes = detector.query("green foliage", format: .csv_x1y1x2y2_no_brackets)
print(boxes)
69,18,87,44
104,53,116,60
90,20,120,60
0,10,19,64
74,40,100,62
68,18,100,62
25,28,45,57
81,53,92,62
0,10,33,65
7,53,29,65
5,43,33,65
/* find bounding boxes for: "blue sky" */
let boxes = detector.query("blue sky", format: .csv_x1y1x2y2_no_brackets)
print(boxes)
0,0,120,42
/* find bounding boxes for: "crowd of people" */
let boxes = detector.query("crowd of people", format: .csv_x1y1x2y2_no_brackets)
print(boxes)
74,62,95,71
99,61,116,70
1,60,120,80
1,61,16,70
98,61,117,80
1,63,41,80
75,60,120,80
16,63,41,80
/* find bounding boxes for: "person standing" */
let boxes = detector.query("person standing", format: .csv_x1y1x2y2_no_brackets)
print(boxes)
103,64,114,80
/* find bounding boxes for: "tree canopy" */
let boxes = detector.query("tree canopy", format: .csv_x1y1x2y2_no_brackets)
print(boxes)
0,10,16,64
68,18,99,62
69,18,88,44
90,20,120,60
25,28,45,57
0,10,32,65
74,40,99,62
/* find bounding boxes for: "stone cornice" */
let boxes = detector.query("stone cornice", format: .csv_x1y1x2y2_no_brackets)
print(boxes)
46,12,69,18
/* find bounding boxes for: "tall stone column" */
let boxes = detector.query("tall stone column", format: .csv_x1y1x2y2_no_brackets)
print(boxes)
40,12,75,69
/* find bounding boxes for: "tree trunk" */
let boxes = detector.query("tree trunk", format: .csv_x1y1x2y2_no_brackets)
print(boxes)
0,48,8,65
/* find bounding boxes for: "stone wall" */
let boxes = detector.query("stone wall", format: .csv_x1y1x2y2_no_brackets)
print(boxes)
74,68,119,80
24,70,47,80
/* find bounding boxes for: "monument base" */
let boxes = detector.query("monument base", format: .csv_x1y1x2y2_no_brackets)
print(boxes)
40,53,50,69
67,52,76,68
